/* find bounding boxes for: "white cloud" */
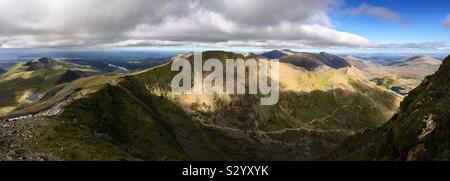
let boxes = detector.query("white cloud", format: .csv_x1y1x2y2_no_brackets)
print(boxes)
443,14,450,29
0,0,374,48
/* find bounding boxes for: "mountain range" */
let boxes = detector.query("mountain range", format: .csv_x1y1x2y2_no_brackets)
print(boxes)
258,50,441,95
383,55,442,80
343,55,441,95
0,50,447,161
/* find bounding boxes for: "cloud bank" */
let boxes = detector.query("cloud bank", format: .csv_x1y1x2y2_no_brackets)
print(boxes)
377,42,449,50
0,0,375,48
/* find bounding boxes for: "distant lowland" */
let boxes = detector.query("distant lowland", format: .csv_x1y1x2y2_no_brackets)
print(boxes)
0,49,448,161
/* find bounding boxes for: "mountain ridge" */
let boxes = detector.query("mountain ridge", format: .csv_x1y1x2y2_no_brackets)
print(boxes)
280,52,351,71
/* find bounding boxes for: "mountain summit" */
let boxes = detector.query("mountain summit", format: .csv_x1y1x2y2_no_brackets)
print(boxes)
280,52,351,71
260,50,290,59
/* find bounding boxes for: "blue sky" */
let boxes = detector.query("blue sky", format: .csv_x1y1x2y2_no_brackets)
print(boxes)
334,0,450,45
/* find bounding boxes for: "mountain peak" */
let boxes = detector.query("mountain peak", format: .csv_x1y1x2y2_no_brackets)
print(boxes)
25,57,56,71
280,52,351,71
260,49,288,59
32,57,51,63
343,55,358,60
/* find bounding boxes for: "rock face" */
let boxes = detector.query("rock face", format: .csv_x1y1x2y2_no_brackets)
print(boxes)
330,55,450,161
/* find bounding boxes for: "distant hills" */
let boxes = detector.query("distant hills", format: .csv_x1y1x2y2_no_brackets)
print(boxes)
342,54,442,95
22,57,94,71
385,55,441,66
383,55,442,80
258,50,441,81
343,54,441,80
66,57,170,72
259,50,440,96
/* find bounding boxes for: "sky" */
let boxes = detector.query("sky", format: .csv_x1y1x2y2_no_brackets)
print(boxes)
0,0,449,53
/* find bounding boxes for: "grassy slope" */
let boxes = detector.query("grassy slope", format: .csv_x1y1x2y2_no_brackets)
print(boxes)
0,68,66,112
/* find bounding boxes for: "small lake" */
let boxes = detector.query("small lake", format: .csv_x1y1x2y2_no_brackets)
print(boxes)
390,86,408,96
27,91,41,101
